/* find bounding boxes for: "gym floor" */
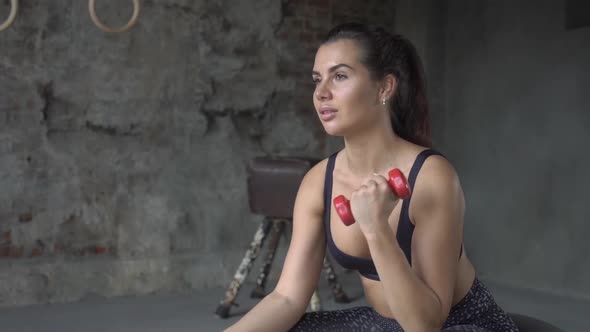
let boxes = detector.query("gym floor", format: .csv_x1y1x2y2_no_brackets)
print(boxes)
0,271,587,332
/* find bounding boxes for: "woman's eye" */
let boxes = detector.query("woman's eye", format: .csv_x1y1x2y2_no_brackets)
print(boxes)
335,73,347,81
312,77,321,84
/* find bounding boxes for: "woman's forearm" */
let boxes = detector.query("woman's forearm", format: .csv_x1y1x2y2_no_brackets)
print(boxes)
366,226,443,331
224,290,306,332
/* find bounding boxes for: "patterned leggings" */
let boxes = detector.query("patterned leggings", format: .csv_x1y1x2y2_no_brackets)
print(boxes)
289,278,519,332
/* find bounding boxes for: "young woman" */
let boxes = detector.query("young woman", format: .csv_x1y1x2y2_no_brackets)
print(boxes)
225,23,519,332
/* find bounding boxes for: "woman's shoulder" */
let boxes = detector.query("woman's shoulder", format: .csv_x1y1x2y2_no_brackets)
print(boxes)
410,147,463,209
402,141,455,175
417,147,457,177
293,156,333,218
301,155,332,188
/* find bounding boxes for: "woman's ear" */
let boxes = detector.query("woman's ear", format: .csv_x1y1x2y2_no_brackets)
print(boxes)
380,74,397,101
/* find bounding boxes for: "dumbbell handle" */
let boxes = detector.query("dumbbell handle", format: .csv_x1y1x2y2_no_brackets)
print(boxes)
333,169,411,226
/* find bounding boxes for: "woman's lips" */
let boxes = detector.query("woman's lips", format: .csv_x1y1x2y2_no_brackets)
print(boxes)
319,107,337,121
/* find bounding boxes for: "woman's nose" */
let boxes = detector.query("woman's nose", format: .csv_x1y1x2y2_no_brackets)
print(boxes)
315,82,332,101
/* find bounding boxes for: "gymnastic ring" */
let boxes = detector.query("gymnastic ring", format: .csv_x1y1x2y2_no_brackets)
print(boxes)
0,0,18,32
89,0,140,33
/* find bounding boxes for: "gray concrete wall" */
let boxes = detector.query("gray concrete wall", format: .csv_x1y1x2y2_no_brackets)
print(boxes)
397,0,590,301
0,0,320,307
445,0,590,299
0,0,396,307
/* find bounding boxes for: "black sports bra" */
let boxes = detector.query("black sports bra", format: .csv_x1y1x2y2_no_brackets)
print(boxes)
323,149,462,281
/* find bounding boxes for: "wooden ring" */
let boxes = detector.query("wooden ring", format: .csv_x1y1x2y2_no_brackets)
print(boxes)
0,0,18,32
89,0,140,33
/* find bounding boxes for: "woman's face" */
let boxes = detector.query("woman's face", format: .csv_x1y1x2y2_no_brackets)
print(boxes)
312,39,382,136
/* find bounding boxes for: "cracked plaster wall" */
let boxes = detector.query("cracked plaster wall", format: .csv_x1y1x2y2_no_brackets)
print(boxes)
0,0,396,306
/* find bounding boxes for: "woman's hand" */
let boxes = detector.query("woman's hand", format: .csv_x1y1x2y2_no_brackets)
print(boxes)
349,173,400,236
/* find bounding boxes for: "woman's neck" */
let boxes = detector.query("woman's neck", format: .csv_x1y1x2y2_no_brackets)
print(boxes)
342,126,402,178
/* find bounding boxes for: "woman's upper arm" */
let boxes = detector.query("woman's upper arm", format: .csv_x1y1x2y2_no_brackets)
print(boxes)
273,160,328,309
411,156,466,320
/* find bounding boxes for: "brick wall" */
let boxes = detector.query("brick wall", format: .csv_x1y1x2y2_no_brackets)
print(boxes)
276,0,397,114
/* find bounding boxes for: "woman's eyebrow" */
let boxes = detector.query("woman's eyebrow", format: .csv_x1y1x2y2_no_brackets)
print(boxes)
312,63,354,75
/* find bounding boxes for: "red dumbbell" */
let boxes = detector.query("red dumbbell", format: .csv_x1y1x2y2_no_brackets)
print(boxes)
333,169,411,226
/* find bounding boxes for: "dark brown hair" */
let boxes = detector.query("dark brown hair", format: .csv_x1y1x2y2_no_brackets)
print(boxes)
323,23,432,147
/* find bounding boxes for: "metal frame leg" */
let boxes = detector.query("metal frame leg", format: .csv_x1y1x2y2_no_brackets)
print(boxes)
215,218,273,318
251,218,286,298
322,255,350,303
310,290,322,312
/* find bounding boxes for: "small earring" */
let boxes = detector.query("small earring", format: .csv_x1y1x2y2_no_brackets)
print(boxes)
382,99,387,105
